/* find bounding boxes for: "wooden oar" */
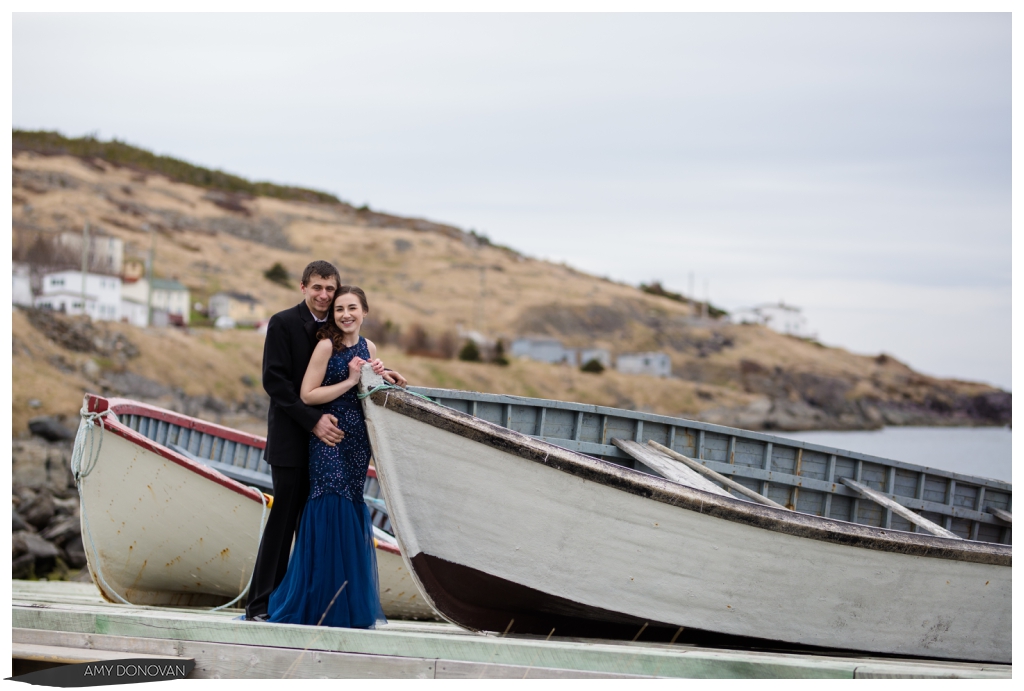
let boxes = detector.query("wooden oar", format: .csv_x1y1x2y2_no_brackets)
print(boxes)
645,440,788,510
987,507,1012,524
611,438,731,498
840,478,961,540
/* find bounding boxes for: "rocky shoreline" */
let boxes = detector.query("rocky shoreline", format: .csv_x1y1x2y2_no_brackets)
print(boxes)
12,420,89,582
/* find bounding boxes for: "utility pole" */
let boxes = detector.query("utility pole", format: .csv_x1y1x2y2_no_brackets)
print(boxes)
144,223,155,327
477,265,486,334
81,222,89,318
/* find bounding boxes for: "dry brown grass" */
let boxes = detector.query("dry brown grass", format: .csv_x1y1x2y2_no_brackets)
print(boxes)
12,153,1005,436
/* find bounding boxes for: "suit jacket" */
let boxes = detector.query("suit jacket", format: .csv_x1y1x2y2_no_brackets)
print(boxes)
262,301,326,467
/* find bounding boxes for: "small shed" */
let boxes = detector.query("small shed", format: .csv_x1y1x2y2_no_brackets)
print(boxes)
510,337,577,366
616,352,672,378
209,292,266,326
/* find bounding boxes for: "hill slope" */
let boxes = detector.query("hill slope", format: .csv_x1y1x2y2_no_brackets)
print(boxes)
11,137,1011,437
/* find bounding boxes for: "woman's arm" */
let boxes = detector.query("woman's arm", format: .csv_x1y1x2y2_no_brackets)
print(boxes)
365,338,407,386
300,340,360,405
365,339,386,375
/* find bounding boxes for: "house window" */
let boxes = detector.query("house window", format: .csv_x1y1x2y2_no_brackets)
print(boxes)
51,278,65,287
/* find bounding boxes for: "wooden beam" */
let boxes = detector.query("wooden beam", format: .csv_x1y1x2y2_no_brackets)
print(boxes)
610,439,730,497
840,479,961,540
986,507,1012,524
646,441,788,510
12,603,1009,679
13,642,188,665
12,607,860,679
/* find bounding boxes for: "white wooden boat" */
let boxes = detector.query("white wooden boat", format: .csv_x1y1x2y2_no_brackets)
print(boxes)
407,387,1012,543
361,371,1012,663
73,394,439,620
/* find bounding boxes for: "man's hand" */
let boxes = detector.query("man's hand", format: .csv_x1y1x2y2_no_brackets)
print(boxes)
383,369,408,387
312,414,344,446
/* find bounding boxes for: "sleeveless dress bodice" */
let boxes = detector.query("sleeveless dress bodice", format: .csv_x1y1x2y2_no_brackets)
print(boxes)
308,337,373,503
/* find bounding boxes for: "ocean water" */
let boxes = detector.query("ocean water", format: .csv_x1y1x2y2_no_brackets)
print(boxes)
773,426,1012,483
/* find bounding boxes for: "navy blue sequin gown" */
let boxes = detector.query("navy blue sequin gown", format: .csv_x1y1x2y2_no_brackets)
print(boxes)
267,337,386,628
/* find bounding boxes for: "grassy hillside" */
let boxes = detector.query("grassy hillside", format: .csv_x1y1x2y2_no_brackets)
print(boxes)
11,140,1011,435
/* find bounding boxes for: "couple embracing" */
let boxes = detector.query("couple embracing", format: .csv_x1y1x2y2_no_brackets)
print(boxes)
243,260,406,628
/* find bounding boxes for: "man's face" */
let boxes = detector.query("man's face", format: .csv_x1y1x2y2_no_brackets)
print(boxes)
301,274,338,318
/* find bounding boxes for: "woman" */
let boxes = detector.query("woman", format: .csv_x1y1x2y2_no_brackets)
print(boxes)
266,286,387,628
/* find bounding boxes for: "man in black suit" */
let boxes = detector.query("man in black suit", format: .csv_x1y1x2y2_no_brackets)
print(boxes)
244,260,405,621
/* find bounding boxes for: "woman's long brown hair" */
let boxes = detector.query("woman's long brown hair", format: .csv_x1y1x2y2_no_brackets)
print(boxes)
316,286,369,352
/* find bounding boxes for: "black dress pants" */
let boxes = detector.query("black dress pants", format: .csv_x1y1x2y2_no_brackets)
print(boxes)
245,464,309,618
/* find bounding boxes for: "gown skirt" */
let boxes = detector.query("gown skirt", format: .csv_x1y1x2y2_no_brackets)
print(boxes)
267,338,386,628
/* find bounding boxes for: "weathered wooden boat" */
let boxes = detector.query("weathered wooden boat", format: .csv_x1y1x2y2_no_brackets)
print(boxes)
72,394,438,620
365,372,1011,663
406,386,1012,543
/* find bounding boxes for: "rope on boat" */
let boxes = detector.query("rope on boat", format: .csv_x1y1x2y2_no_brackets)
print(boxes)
71,403,270,613
209,488,268,612
71,405,132,606
357,382,433,406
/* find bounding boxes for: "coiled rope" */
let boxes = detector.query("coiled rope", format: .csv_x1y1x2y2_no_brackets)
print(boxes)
71,403,269,612
357,382,433,408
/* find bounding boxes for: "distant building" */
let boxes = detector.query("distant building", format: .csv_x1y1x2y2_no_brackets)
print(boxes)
510,337,578,366
120,299,149,327
34,270,122,321
57,231,124,275
209,292,266,326
731,301,813,339
616,352,672,378
121,278,191,325
578,348,612,369
12,263,33,307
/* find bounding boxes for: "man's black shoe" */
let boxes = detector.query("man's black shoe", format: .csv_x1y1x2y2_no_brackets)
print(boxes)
238,613,270,622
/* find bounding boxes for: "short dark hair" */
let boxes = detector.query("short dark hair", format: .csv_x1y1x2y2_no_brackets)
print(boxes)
301,260,341,287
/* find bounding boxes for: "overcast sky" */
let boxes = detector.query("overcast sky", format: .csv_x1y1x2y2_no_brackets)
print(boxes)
12,13,1012,389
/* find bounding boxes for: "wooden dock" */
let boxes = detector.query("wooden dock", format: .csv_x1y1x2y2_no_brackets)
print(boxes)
11,581,1010,679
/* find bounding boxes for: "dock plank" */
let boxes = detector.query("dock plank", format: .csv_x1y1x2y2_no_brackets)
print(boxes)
11,582,1010,679
12,605,854,678
12,642,188,665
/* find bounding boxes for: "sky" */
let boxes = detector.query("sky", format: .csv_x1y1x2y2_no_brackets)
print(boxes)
12,12,1012,389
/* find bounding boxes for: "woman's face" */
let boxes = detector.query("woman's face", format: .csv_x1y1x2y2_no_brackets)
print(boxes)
332,293,365,334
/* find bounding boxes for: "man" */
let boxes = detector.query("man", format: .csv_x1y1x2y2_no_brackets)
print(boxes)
244,260,406,621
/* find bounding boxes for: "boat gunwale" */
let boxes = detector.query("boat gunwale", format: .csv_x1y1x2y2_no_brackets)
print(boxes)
84,394,266,505
82,393,383,504
409,387,1013,492
370,388,1012,567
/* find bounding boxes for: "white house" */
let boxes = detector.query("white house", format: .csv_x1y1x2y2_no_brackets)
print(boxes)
209,292,266,326
120,299,149,327
616,352,672,378
34,270,122,321
730,301,813,339
13,263,33,307
510,337,578,366
121,278,191,325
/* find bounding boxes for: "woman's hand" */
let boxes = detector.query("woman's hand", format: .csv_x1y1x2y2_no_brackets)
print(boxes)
369,358,385,375
347,356,367,382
